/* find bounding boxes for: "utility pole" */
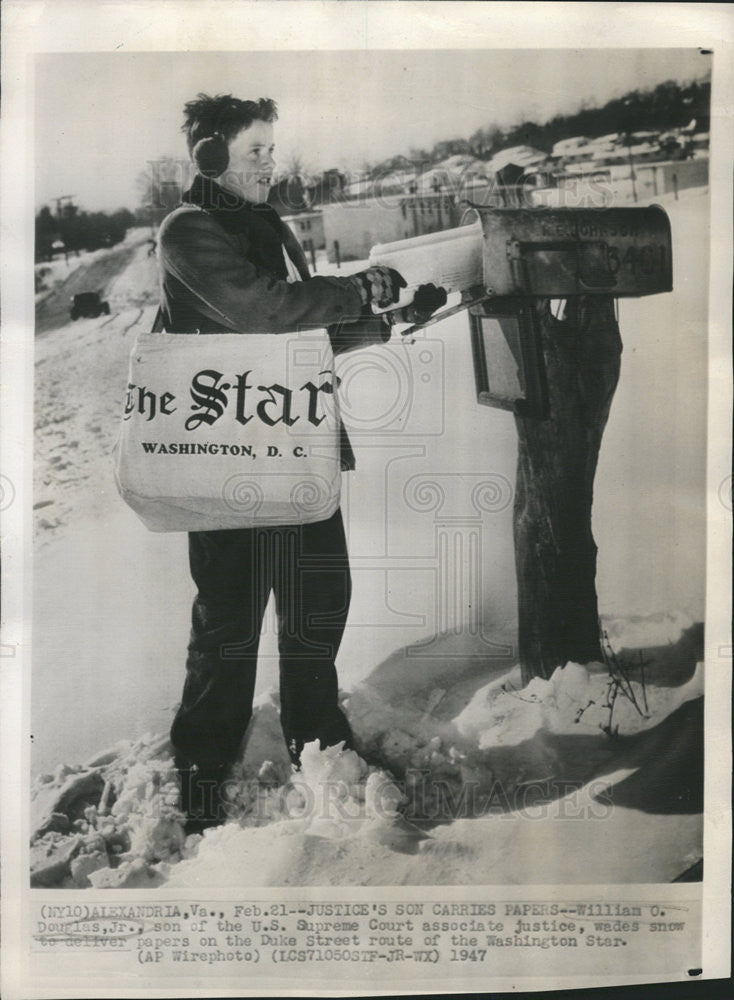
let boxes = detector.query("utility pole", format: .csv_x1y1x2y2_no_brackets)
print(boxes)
626,138,638,203
53,195,76,217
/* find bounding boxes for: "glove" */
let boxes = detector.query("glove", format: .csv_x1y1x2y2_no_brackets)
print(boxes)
349,266,407,310
388,283,448,326
408,283,448,322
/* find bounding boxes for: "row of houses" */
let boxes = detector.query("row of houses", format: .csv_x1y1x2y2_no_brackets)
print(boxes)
546,122,709,170
283,123,709,265
334,122,708,203
284,193,463,264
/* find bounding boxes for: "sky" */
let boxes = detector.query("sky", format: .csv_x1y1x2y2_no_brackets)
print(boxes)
34,48,711,213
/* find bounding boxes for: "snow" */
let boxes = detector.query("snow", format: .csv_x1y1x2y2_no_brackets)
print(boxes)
31,632,703,887
30,189,707,888
455,658,704,749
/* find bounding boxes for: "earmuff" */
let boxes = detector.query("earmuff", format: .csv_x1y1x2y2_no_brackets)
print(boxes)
192,131,229,178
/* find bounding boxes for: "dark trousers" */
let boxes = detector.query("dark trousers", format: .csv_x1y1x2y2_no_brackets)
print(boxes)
170,508,353,771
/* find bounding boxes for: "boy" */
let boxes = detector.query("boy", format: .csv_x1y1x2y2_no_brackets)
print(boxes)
157,93,444,829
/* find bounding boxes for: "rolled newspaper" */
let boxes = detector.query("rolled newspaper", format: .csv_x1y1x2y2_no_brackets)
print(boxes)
368,220,483,313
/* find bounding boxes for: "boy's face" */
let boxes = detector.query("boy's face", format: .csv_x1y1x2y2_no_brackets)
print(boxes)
220,120,276,204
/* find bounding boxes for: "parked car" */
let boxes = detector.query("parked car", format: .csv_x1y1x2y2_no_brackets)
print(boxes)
70,292,110,320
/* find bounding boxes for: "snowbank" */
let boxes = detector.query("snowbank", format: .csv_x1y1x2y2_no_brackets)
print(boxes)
455,657,703,747
31,612,703,888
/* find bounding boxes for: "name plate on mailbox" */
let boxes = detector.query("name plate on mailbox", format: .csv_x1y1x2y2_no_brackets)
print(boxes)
476,205,672,298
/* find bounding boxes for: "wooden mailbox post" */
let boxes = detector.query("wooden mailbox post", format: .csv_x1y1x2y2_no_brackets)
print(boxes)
467,205,672,683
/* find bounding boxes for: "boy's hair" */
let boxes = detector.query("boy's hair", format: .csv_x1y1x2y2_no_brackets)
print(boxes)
182,94,278,153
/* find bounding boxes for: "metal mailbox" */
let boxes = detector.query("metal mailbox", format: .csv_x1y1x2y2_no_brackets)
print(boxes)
381,203,674,421
476,205,672,298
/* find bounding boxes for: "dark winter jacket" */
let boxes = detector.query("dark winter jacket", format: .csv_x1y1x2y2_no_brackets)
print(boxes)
156,175,391,470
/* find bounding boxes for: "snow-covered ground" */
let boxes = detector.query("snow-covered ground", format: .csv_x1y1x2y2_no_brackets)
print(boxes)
31,189,708,887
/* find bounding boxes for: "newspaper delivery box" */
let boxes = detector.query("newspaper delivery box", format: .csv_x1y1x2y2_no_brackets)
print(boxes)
370,204,673,420
476,204,672,298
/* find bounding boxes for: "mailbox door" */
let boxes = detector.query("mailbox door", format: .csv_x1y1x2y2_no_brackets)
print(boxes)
469,298,548,419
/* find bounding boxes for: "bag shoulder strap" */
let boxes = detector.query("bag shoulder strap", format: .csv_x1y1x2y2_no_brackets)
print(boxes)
151,306,166,333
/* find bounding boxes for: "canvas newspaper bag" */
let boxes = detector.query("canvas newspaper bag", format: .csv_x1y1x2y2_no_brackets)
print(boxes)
113,325,342,531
